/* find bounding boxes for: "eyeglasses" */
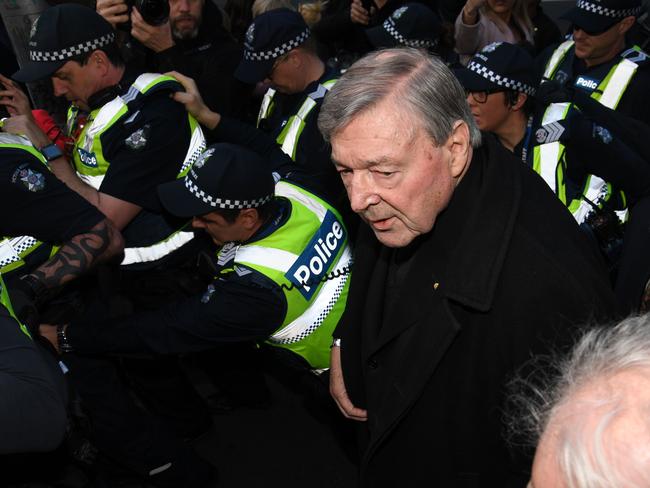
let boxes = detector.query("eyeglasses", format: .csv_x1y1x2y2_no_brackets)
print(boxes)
572,21,618,36
465,88,506,103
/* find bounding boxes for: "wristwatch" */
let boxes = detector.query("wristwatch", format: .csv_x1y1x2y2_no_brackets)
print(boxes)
40,143,64,162
331,337,341,348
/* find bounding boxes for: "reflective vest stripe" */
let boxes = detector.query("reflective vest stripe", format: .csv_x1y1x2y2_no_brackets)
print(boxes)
269,244,351,345
78,173,105,190
598,58,637,108
571,174,608,223
121,230,195,266
276,180,327,220
234,246,299,273
536,102,571,197
543,40,574,79
277,79,337,160
257,88,277,128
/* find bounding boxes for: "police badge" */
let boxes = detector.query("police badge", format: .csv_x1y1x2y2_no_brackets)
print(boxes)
12,164,46,192
392,6,408,19
125,125,150,150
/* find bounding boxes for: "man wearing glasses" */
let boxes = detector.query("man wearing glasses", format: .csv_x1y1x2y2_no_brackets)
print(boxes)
234,9,344,207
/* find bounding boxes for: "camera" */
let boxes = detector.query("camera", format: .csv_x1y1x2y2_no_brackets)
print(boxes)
119,0,169,30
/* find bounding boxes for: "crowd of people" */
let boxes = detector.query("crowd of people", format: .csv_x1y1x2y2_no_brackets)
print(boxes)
1,0,649,486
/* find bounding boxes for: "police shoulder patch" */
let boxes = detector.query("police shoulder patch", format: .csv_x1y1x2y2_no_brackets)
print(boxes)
125,124,150,150
11,163,46,192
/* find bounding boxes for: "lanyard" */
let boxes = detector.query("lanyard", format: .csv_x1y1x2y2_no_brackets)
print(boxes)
520,116,533,164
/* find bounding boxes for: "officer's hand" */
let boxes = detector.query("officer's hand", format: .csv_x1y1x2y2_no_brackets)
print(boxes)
39,324,60,354
330,344,368,421
0,74,32,116
1,115,50,147
96,0,130,28
131,8,174,53
350,0,370,25
462,0,487,22
166,71,221,129
7,280,42,336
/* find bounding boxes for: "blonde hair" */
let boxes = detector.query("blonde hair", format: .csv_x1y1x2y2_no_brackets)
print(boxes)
251,0,294,18
298,1,328,26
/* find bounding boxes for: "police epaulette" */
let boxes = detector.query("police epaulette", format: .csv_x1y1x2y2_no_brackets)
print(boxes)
621,47,648,64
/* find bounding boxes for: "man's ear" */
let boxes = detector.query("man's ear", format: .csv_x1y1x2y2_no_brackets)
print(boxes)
618,16,636,34
238,208,261,229
90,50,110,77
445,120,471,179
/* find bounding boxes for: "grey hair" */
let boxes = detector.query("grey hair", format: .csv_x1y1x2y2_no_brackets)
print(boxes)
318,47,481,148
506,314,650,488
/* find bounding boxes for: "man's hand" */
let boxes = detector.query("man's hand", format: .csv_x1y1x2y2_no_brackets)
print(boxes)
2,115,51,148
96,0,130,28
131,8,174,53
350,0,370,25
39,324,60,353
0,74,32,116
166,71,221,129
330,344,368,421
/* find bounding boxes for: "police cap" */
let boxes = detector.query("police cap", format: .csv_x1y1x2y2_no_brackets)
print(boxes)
365,3,442,50
455,42,536,96
158,143,275,219
13,4,115,83
235,8,310,85
561,0,642,35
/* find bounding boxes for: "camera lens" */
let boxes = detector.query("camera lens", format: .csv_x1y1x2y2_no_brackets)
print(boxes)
135,0,170,26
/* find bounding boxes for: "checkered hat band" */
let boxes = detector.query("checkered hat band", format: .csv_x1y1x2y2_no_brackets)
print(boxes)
467,61,536,96
244,28,310,61
576,0,642,18
29,33,115,62
184,177,273,209
382,19,435,48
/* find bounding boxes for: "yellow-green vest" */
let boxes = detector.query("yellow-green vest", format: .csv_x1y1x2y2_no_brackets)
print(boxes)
0,274,30,338
0,134,59,277
217,181,352,370
533,41,642,224
68,73,207,266
257,78,337,161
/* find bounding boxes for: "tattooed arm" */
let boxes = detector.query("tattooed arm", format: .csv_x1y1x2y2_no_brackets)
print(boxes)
27,218,124,292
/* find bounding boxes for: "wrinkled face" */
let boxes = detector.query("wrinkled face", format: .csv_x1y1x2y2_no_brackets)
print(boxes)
170,0,203,40
51,59,101,111
331,100,467,248
487,0,516,14
466,90,511,132
572,21,622,63
192,211,245,246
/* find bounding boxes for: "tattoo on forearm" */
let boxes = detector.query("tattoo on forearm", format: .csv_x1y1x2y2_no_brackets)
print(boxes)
31,220,112,289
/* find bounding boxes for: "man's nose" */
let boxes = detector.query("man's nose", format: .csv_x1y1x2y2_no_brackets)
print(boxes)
346,172,380,214
51,78,66,97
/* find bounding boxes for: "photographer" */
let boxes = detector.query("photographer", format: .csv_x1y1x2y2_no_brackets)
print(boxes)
97,0,247,116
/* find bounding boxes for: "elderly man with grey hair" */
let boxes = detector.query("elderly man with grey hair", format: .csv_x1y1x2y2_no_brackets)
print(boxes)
518,314,650,488
318,47,619,487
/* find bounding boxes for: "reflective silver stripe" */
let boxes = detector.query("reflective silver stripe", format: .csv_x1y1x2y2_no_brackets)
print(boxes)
537,102,571,195
148,462,172,476
543,40,574,79
572,175,609,224
234,246,299,272
121,230,195,266
257,88,276,127
77,172,105,190
0,236,38,268
179,125,207,175
599,58,638,108
269,244,352,345
279,97,317,157
276,181,327,221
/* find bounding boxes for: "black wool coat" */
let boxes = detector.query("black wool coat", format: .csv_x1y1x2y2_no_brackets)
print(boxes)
338,134,619,488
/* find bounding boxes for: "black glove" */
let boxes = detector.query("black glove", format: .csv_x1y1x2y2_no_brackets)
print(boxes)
537,80,575,106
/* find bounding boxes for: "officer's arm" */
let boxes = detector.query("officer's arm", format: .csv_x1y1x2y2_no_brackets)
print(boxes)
27,218,124,291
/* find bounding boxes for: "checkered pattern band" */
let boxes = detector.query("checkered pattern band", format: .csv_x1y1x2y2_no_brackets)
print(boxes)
382,19,436,48
184,177,273,209
244,28,310,61
467,61,536,96
576,0,642,18
29,33,115,62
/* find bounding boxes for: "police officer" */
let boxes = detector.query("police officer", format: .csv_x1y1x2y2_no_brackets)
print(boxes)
0,131,123,319
235,9,344,204
42,142,351,379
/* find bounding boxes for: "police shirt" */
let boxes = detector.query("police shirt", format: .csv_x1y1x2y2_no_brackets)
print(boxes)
91,74,196,213
0,147,105,245
65,200,293,355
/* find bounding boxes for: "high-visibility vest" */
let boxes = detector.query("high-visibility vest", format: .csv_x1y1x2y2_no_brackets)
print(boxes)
533,41,644,224
0,274,30,338
68,73,207,266
257,78,338,161
0,134,59,277
216,180,352,370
